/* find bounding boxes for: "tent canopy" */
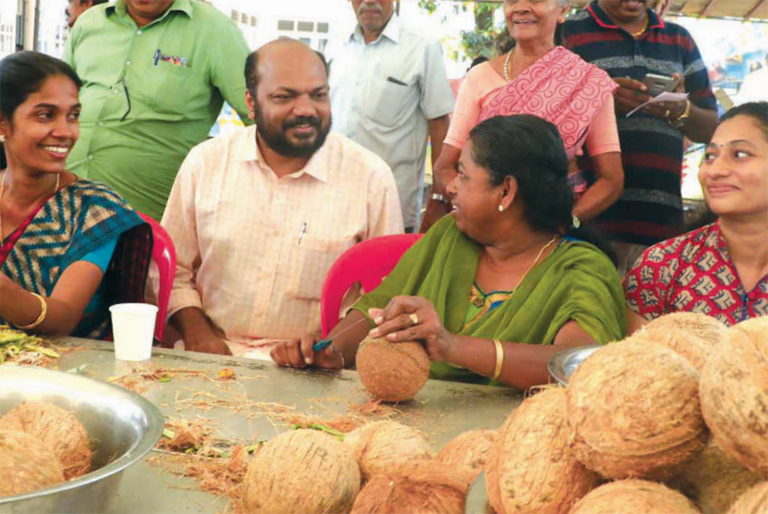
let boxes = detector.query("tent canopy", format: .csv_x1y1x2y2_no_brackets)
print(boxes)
458,0,768,21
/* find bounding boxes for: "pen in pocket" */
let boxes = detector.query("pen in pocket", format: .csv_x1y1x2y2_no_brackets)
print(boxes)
386,76,407,86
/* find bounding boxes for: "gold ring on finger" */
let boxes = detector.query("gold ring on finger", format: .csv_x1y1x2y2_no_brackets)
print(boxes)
409,313,419,326
665,109,670,118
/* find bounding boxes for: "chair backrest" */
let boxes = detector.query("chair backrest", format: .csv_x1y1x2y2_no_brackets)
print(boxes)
137,213,177,340
320,234,422,337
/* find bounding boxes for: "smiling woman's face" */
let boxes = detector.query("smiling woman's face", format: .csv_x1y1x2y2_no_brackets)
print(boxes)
504,0,569,46
699,114,768,219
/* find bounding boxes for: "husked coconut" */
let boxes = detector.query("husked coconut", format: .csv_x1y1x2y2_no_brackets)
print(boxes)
0,401,92,479
351,460,467,514
436,429,496,488
571,480,700,514
669,439,765,514
0,430,65,498
356,337,430,402
485,410,516,514
487,387,599,514
567,339,707,480
700,316,768,474
345,420,432,480
243,429,360,514
727,482,768,514
636,312,726,371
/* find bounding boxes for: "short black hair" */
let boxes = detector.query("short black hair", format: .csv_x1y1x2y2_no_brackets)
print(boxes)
719,101,768,141
88,0,109,5
244,43,329,96
0,51,82,122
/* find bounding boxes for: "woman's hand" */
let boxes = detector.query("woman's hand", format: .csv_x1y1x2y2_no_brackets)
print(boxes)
270,333,344,370
368,296,457,362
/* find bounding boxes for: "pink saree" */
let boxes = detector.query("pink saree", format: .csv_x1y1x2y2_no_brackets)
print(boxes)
479,47,617,161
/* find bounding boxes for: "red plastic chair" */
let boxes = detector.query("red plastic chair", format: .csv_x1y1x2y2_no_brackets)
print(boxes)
320,234,423,337
138,213,177,340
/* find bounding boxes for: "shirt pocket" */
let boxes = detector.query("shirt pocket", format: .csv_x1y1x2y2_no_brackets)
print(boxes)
363,76,415,127
289,237,352,301
148,62,195,116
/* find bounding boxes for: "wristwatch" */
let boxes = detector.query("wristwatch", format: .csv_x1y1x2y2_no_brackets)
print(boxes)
670,99,691,128
431,193,447,204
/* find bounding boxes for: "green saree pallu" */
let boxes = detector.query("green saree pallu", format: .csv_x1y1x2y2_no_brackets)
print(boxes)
353,216,627,383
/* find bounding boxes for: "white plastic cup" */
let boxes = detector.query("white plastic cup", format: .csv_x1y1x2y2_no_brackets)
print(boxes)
109,303,158,361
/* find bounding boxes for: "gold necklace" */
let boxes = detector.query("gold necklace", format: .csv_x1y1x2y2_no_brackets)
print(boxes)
630,17,649,37
0,172,61,243
484,235,560,301
503,48,515,83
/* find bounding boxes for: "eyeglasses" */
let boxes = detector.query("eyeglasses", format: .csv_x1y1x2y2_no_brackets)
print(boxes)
120,77,132,122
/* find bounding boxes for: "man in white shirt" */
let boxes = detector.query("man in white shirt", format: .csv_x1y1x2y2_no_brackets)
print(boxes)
162,39,403,357
327,0,454,232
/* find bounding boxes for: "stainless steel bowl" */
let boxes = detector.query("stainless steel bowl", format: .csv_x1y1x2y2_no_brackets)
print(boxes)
547,344,602,386
0,366,164,514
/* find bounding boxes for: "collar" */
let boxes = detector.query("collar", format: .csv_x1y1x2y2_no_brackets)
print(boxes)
350,12,401,44
237,126,329,183
586,1,665,32
111,0,193,23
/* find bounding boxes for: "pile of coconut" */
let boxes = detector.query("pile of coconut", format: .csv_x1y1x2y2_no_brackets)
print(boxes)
481,312,768,514
0,401,92,498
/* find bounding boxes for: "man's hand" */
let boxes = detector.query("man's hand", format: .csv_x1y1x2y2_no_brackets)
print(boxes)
613,77,653,116
419,198,451,233
185,335,232,356
641,73,687,122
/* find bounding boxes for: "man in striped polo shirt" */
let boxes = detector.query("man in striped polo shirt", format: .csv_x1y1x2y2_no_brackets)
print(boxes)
563,0,718,274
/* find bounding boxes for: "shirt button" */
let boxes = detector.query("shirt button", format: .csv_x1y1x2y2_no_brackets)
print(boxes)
98,122,104,127
112,88,120,95
125,60,131,66
88,155,94,161
136,30,142,35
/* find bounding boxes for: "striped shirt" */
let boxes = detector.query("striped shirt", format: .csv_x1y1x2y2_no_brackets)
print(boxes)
563,2,717,245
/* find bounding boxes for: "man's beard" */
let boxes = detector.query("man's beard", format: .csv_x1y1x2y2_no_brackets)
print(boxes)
255,112,331,159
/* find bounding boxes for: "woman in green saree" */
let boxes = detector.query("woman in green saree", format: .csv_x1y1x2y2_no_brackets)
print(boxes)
272,114,627,389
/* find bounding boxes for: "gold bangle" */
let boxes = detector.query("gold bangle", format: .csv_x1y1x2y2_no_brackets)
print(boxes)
333,344,346,370
15,293,48,330
491,339,504,381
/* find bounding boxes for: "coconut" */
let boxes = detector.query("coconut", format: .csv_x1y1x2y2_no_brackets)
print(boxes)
0,430,65,498
436,429,496,488
356,337,430,403
486,387,599,514
636,312,727,371
243,429,360,514
345,420,432,480
570,480,700,514
727,481,768,514
669,439,766,514
700,316,768,474
350,460,467,514
0,402,92,479
566,339,707,480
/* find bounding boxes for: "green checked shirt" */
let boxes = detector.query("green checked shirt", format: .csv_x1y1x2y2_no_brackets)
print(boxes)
64,0,252,220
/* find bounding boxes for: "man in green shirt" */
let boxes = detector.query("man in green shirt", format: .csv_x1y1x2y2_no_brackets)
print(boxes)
63,0,252,220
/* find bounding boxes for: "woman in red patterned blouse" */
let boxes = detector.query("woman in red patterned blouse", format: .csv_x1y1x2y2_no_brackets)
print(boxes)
624,101,768,329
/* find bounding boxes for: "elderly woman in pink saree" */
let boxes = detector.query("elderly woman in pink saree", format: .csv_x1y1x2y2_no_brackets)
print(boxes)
423,0,623,232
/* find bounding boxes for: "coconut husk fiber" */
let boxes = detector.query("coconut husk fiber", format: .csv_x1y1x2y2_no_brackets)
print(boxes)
356,337,430,403
436,429,496,489
700,316,768,475
635,312,727,372
570,480,701,514
0,401,91,479
487,387,599,514
669,439,766,514
566,339,707,480
243,429,360,514
345,420,432,481
727,481,768,514
0,430,65,498
350,460,467,514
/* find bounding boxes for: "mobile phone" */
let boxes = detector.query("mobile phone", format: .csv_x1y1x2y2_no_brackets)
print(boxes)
643,73,679,97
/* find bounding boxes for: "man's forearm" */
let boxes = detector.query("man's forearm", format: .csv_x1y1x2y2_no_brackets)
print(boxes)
170,307,218,347
681,105,717,144
428,115,450,168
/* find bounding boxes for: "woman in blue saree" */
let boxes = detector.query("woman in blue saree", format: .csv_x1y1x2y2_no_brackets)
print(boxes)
0,51,151,339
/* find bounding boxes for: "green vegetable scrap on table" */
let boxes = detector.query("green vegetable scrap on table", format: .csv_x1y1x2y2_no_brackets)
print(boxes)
0,325,59,364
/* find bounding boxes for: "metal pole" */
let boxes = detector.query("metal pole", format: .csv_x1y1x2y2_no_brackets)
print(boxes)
22,0,34,50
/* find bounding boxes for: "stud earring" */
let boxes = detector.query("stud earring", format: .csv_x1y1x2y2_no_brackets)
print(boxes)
498,205,504,212
0,135,5,143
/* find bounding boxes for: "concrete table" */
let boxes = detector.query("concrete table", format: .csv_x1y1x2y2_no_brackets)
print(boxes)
49,339,522,513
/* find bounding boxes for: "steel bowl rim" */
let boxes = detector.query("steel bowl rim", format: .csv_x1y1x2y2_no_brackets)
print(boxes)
0,366,164,505
547,344,602,386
